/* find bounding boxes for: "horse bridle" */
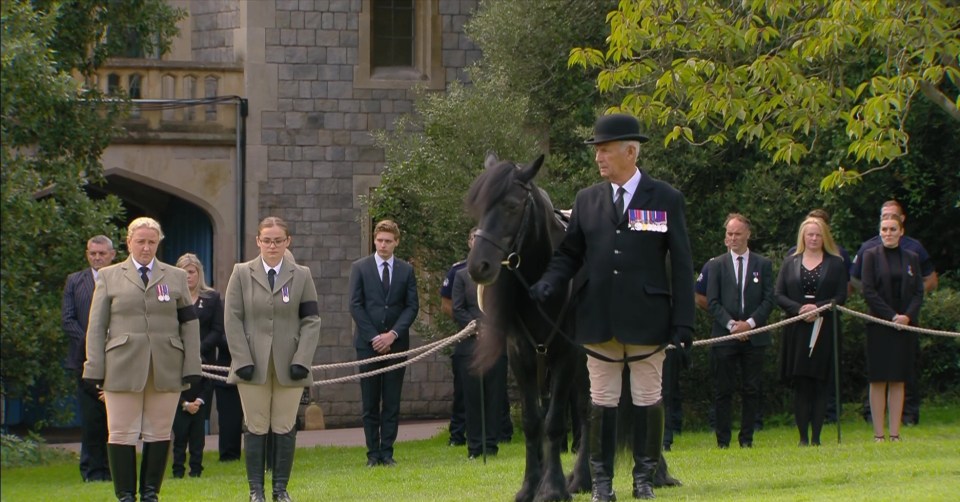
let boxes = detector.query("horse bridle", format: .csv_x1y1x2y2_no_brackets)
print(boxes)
473,180,534,272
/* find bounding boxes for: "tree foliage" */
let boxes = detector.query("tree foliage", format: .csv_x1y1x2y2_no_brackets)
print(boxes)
569,0,960,189
1,0,184,420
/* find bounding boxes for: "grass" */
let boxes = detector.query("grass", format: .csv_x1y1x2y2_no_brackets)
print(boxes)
2,403,958,501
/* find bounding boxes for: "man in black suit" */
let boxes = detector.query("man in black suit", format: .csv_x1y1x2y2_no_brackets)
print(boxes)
705,213,775,449
531,114,695,501
62,235,116,482
349,219,419,467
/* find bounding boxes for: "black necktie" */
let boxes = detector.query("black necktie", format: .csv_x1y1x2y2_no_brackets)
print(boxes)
139,266,149,286
736,256,744,315
268,269,276,290
614,186,626,218
382,262,390,294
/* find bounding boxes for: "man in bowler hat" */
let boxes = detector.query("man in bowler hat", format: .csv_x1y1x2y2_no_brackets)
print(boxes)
530,113,695,501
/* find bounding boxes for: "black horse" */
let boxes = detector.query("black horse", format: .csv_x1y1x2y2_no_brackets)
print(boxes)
466,152,591,502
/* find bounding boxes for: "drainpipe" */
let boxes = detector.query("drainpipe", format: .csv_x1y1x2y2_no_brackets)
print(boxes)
236,98,248,262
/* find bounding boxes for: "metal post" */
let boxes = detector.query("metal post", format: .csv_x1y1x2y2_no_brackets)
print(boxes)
832,302,842,444
480,372,487,463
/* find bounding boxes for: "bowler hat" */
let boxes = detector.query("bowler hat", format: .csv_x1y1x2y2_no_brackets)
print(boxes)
584,113,649,145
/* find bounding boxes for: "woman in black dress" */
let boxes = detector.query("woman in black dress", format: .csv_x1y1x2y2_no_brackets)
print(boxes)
775,216,848,446
861,215,923,442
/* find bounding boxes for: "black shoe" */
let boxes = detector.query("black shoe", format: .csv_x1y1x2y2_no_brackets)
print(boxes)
189,472,202,478
662,442,671,452
717,443,729,449
739,441,753,448
249,490,266,502
448,440,465,447
381,458,397,467
172,471,185,479
632,481,655,499
366,458,380,467
273,490,293,502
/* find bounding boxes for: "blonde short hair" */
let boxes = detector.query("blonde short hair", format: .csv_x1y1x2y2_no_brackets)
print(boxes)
176,253,214,293
127,217,164,241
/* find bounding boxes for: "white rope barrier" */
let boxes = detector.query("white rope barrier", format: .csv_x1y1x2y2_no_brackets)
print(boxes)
202,305,958,382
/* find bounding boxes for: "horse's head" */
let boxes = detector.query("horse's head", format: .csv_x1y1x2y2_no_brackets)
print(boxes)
465,152,545,285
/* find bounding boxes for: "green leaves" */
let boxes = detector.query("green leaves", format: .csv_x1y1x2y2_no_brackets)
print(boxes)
569,0,960,188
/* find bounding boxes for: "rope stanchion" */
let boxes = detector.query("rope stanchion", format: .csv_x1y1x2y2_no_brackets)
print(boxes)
201,305,957,383
836,305,959,337
201,321,478,384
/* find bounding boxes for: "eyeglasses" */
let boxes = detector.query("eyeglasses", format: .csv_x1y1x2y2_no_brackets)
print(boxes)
259,237,288,247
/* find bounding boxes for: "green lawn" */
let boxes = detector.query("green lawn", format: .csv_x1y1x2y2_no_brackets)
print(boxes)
2,404,958,501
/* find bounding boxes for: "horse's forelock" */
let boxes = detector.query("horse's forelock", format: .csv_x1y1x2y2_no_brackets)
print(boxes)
465,160,520,219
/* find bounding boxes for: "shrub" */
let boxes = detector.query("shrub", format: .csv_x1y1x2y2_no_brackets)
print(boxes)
1,433,75,468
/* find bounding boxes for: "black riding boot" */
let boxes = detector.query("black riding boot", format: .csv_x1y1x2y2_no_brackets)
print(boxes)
631,402,664,499
589,404,618,502
272,430,297,502
245,433,267,502
139,440,169,502
108,444,137,502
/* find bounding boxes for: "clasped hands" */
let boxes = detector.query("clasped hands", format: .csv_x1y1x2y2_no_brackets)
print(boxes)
372,331,397,354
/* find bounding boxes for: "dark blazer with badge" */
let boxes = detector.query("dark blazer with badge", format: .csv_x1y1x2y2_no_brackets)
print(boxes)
349,255,419,353
706,252,776,346
539,170,695,345
63,268,97,372
224,258,321,386
83,257,202,392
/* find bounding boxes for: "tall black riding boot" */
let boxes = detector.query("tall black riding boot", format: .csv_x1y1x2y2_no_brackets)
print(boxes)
272,430,297,502
139,440,169,502
245,433,267,502
589,404,619,502
631,402,664,499
107,444,137,502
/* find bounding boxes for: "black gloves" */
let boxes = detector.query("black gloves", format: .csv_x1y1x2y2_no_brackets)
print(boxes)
235,365,255,381
671,326,694,369
81,378,103,396
529,280,554,303
182,375,202,388
290,364,310,381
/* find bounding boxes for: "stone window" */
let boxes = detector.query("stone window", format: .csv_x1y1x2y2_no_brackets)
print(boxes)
355,0,444,90
183,75,197,121
204,76,219,121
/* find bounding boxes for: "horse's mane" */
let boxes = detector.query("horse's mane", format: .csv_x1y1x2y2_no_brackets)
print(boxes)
465,160,520,220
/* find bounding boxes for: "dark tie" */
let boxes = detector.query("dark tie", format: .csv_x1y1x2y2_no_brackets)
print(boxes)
139,266,149,287
382,262,390,294
614,186,626,218
268,269,276,290
736,256,744,315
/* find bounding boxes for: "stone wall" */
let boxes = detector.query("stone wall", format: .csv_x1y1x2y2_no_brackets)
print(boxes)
256,0,480,427
191,0,239,62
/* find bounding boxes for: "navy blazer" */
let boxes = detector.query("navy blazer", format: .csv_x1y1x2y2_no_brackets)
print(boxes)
706,251,775,347
62,268,96,371
540,170,695,346
861,245,923,324
349,254,419,352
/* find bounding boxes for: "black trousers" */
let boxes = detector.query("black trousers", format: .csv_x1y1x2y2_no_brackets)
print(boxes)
449,354,467,444
172,406,206,476
661,348,683,446
358,351,406,461
77,376,110,482
713,343,766,446
460,351,506,456
214,385,244,460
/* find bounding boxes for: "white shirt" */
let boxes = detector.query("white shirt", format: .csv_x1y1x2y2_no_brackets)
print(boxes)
132,258,155,281
611,168,642,214
374,255,394,276
727,250,757,331
261,258,284,283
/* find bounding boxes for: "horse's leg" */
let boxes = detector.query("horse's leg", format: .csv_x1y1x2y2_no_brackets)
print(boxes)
566,359,592,494
512,355,543,502
533,365,572,502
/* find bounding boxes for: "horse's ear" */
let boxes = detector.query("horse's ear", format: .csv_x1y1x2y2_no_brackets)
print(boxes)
517,154,545,183
484,151,499,169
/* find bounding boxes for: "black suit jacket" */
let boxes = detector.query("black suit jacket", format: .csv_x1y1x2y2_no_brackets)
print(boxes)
349,255,419,353
861,245,923,324
451,268,482,358
62,268,96,371
540,170,695,345
706,251,775,347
